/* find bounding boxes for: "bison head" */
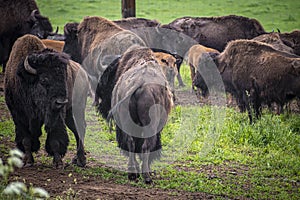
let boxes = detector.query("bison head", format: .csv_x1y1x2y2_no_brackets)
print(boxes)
18,49,69,116
63,22,82,63
27,10,53,39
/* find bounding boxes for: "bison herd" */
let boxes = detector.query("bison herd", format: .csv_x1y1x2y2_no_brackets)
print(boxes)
2,0,300,184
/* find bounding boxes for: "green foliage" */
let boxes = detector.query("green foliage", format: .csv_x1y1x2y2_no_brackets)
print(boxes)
0,149,50,199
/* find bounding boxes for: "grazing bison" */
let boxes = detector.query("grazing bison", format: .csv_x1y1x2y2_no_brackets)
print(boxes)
161,15,266,52
96,47,173,183
113,17,160,30
4,35,88,167
187,44,220,95
42,39,65,52
0,0,54,72
218,40,300,123
64,16,146,94
279,30,300,56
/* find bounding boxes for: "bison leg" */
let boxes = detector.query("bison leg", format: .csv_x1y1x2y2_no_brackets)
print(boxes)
22,137,34,167
127,136,139,181
177,73,185,87
141,139,152,184
65,109,86,167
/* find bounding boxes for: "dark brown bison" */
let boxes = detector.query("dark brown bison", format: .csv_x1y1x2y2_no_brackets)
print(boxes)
63,22,81,63
0,0,54,72
113,17,160,30
218,40,300,123
279,30,300,56
63,16,146,94
96,47,173,183
4,34,88,167
252,32,294,54
161,15,266,52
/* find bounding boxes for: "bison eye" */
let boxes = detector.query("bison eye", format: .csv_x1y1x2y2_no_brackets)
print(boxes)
40,77,49,86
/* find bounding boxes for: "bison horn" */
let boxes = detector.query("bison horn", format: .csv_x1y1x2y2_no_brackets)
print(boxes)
55,99,69,105
24,56,37,75
48,26,59,36
30,9,38,21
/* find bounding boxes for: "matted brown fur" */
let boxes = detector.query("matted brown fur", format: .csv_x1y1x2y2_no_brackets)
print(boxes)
219,39,300,119
252,33,294,54
188,44,220,83
78,16,124,59
5,34,46,88
42,39,65,52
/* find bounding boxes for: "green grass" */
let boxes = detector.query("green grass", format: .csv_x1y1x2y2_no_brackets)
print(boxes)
1,1,300,199
35,0,300,34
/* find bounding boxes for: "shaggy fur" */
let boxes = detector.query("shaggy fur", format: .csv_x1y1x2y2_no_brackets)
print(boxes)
219,39,300,122
252,32,294,54
5,34,88,167
113,17,160,30
0,0,53,72
65,16,146,93
187,44,220,95
42,39,65,52
279,30,300,56
161,15,266,51
96,47,173,184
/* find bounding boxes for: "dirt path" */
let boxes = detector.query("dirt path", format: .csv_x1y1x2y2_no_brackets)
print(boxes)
0,73,222,199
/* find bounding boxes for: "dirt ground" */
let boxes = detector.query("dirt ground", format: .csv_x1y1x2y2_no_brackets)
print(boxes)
0,73,226,200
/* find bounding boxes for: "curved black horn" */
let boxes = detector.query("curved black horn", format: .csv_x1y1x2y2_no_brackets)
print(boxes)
48,26,59,36
24,56,37,75
30,9,38,21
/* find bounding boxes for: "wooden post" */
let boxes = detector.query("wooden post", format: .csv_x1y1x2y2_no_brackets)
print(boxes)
122,0,136,18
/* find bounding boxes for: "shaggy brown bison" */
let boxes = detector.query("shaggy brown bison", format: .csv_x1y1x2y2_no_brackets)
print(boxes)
64,16,146,94
96,47,174,183
161,15,266,52
218,40,300,123
0,0,54,72
187,44,220,95
252,32,294,54
279,30,300,56
4,35,88,167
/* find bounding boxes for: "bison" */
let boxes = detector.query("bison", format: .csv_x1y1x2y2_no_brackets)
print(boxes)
0,0,54,72
252,32,294,54
63,22,81,63
161,15,266,52
4,34,88,167
187,44,220,95
279,30,300,56
96,47,173,183
218,40,300,123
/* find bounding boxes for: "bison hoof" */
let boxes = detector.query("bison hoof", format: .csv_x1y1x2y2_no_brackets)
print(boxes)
144,177,153,184
23,153,34,167
128,173,139,181
53,155,63,169
72,155,86,167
